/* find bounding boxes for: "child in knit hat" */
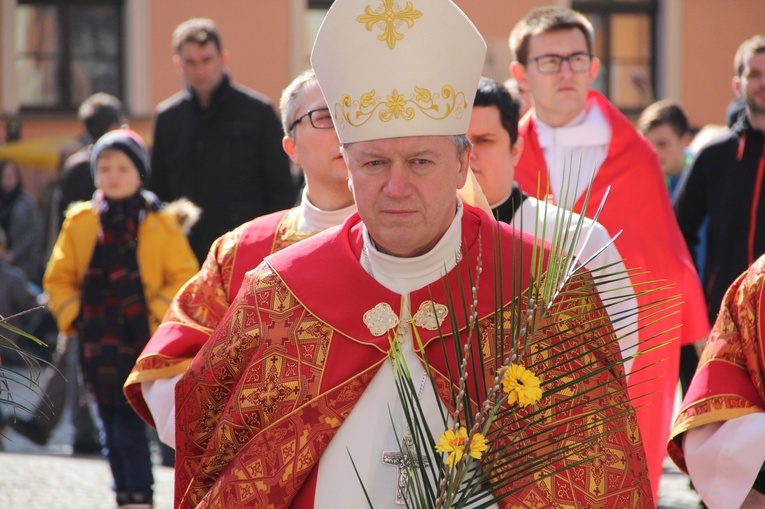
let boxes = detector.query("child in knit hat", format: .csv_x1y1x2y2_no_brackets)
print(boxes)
44,129,199,509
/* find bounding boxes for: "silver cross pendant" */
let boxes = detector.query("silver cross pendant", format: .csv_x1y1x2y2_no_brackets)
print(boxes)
381,435,431,505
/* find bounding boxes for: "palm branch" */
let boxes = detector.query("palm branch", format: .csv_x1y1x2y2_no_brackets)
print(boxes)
352,169,674,508
0,307,51,417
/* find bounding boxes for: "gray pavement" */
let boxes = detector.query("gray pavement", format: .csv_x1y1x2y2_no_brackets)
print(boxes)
0,426,704,509
0,367,704,509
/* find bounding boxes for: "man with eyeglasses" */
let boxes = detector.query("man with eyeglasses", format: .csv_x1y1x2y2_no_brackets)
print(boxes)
124,69,356,447
509,6,709,500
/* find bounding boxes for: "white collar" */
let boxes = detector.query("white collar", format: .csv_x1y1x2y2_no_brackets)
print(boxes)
361,200,463,295
297,187,357,233
535,102,611,149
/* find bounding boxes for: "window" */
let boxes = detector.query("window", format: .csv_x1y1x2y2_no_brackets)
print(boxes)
302,0,334,70
574,0,657,116
15,0,123,112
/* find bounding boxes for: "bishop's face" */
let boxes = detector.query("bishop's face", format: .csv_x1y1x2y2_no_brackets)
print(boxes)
344,135,469,258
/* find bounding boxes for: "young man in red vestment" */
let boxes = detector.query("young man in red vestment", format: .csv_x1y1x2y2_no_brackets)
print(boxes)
509,6,709,498
123,69,357,444
173,1,652,508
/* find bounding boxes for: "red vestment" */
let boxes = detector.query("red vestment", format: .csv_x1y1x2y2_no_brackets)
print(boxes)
668,254,765,470
174,205,653,508
514,91,710,496
124,208,310,427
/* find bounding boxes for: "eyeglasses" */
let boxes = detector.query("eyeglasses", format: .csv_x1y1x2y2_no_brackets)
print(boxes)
528,52,592,74
289,108,334,133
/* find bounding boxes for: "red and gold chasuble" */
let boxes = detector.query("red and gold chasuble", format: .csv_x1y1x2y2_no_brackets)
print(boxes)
514,90,710,497
668,254,765,471
125,208,313,427
174,205,652,508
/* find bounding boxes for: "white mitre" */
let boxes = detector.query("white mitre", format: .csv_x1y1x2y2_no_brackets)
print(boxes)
311,0,487,144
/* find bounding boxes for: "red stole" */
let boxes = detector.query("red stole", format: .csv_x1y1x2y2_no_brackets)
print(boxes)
515,90,710,497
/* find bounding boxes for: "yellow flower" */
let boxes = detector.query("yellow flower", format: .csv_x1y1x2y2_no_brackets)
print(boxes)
436,426,488,468
502,363,543,407
468,432,489,460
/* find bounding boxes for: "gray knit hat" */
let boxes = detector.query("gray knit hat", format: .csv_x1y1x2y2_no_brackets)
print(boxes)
90,129,151,184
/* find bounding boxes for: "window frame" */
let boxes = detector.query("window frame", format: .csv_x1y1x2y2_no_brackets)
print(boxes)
16,0,124,114
573,0,658,117
308,0,334,8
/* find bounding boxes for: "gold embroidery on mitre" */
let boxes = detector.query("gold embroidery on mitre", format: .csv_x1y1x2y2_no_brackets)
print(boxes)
412,301,448,331
356,0,423,50
335,85,467,128
363,302,400,336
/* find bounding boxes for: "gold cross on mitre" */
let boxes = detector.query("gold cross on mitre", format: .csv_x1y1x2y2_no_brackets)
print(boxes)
311,0,487,145
356,0,423,50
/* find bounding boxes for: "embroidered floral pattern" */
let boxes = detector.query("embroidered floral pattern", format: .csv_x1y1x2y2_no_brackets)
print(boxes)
336,85,467,128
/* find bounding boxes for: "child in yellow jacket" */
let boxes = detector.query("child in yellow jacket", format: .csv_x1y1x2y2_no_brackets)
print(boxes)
44,129,199,509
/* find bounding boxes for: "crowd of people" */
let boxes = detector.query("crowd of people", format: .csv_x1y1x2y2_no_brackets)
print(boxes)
1,3,764,509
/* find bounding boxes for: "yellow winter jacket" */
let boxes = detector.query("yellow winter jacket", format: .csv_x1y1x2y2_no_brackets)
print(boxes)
44,200,199,336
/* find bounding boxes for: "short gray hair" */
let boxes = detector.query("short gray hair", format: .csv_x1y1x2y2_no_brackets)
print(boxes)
280,69,318,138
341,134,471,159
449,134,471,158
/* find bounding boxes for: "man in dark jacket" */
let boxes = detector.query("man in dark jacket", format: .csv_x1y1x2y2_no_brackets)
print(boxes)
674,34,765,324
149,18,296,262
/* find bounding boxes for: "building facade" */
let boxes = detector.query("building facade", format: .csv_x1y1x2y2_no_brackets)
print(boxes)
0,0,763,188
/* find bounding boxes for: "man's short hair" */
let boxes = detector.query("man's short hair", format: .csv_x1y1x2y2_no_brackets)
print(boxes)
280,69,318,138
637,100,690,137
474,77,521,146
509,6,595,66
78,93,124,140
449,134,471,159
342,134,471,160
734,34,765,77
172,18,222,54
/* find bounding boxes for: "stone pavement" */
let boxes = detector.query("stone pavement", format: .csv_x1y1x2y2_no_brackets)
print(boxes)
0,428,704,509
0,366,704,508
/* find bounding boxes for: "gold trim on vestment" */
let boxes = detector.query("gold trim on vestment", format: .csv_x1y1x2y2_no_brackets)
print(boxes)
124,356,193,385
271,208,315,253
669,395,763,441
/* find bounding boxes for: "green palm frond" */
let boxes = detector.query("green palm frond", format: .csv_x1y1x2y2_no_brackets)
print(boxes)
353,168,670,507
1,307,50,415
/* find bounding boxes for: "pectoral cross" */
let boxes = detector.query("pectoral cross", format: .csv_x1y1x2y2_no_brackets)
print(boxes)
382,435,430,505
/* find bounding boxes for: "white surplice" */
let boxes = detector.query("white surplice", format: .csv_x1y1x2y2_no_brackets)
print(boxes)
535,103,611,210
